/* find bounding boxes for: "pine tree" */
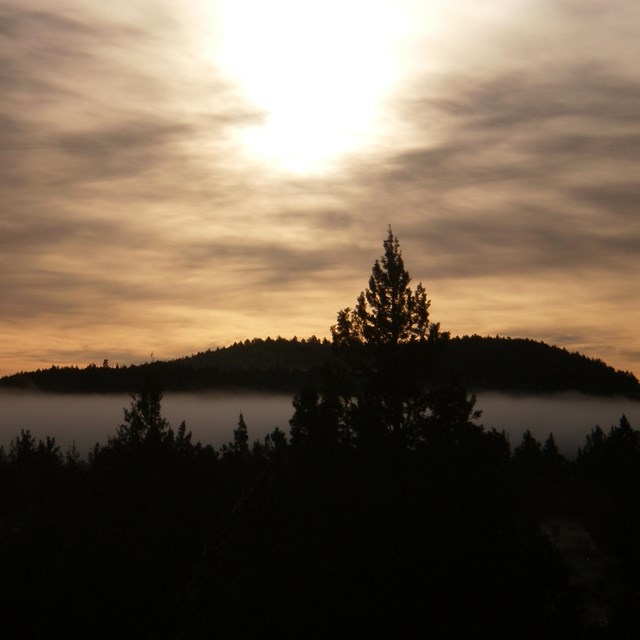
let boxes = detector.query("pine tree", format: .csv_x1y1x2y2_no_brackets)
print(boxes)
291,227,482,453
232,413,250,457
331,226,438,348
328,228,451,448
112,388,170,448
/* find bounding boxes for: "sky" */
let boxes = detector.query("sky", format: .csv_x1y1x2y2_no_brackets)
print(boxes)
1,0,639,378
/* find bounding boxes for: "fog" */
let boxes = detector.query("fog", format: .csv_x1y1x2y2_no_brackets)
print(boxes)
0,391,638,457
0,391,294,455
475,392,640,455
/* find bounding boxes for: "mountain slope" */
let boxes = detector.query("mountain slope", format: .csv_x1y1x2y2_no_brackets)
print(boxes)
1,335,638,398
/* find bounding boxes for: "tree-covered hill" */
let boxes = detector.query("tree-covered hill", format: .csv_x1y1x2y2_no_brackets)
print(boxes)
3,229,640,638
441,335,640,397
1,334,638,398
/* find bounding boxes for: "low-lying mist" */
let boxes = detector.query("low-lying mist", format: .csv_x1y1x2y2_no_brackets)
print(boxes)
475,391,640,455
0,390,638,458
0,392,294,455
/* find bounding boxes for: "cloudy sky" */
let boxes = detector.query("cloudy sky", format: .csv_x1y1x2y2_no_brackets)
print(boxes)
1,0,639,378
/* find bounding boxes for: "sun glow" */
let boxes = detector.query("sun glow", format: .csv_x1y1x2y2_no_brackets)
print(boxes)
214,0,409,173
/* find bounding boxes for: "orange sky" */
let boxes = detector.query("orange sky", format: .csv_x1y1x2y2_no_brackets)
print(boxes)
1,0,639,378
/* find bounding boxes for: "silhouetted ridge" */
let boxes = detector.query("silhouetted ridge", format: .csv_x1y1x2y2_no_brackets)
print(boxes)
181,335,330,370
441,336,640,397
1,335,638,397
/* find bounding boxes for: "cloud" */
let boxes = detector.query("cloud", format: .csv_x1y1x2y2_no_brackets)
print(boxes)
568,183,640,218
309,0,640,375
0,0,638,377
343,65,640,280
0,2,270,364
0,2,260,190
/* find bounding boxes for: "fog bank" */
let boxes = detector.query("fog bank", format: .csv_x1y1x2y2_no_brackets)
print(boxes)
0,391,638,457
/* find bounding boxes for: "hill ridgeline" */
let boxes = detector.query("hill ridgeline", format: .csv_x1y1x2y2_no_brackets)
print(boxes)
1,335,638,398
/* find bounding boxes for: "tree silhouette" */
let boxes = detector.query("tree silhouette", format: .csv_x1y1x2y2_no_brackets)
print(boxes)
331,226,439,348
112,388,170,448
322,227,479,451
232,413,249,457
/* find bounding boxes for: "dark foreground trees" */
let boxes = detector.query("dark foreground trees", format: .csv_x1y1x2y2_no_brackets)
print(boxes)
3,391,640,637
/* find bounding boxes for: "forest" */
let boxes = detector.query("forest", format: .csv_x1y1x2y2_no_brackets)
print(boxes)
1,335,638,398
1,229,639,638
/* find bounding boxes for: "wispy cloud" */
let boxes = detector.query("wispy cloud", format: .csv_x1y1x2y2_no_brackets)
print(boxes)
0,0,638,376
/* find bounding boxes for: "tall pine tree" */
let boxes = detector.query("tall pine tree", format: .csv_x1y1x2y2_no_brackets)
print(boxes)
331,226,438,348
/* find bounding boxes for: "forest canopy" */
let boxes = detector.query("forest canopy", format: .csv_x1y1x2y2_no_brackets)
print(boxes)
1,337,638,398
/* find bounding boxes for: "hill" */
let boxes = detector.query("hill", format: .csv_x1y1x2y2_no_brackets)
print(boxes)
1,335,638,398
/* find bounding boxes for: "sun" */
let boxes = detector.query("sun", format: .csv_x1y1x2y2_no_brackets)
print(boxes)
212,0,409,174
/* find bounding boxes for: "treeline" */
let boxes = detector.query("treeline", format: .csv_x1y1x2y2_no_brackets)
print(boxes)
442,335,640,397
1,390,639,638
0,336,330,394
1,335,638,398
